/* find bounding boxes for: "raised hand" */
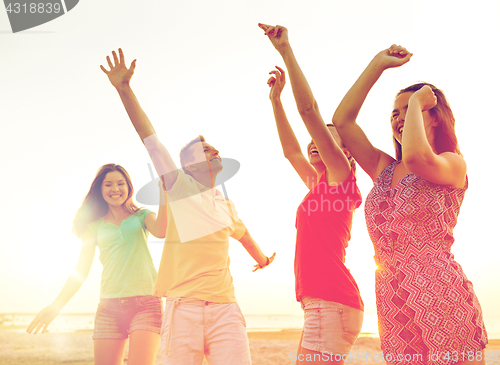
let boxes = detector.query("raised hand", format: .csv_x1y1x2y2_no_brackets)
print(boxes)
258,23,290,53
410,85,437,111
100,48,136,90
375,44,413,70
267,66,286,100
26,303,61,334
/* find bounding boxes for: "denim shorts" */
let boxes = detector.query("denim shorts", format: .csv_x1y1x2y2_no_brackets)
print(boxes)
93,295,163,339
301,296,363,355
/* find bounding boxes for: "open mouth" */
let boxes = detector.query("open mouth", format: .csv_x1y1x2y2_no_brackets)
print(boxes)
398,126,404,134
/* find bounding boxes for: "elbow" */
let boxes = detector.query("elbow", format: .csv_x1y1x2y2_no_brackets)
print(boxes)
331,114,346,129
298,100,319,117
332,110,355,130
71,270,89,284
144,139,162,153
283,151,297,161
152,230,166,239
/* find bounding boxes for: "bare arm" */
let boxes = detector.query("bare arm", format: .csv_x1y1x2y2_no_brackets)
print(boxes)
101,49,178,189
259,24,350,185
238,228,276,271
144,182,168,239
403,86,466,187
26,230,96,334
268,66,317,189
331,45,413,180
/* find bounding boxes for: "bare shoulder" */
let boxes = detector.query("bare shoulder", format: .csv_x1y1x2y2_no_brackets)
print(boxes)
439,152,467,188
370,150,396,181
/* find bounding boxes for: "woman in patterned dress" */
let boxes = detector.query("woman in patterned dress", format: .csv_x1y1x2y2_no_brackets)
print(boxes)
332,45,487,365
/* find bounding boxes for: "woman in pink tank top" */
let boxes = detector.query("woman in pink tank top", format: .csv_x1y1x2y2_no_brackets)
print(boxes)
260,23,364,364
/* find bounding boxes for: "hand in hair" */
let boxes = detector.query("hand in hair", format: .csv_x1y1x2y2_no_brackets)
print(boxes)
258,23,290,53
409,85,437,112
374,44,413,70
100,48,136,90
267,66,286,101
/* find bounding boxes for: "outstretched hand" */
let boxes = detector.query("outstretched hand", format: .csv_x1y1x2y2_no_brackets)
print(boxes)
100,48,136,89
375,44,413,70
268,66,286,100
252,252,276,272
258,23,290,53
410,85,437,112
26,304,61,334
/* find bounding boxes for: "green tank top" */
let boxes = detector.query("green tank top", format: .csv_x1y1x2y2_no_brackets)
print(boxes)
88,209,157,298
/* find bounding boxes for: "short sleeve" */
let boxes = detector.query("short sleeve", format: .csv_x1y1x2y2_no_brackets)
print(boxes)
138,208,154,229
167,170,202,202
228,200,245,240
87,221,98,238
230,219,246,241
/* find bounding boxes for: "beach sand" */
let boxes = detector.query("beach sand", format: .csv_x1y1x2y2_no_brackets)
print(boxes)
1,328,499,365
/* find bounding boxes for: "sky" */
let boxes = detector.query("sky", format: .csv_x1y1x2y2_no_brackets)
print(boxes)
1,0,499,334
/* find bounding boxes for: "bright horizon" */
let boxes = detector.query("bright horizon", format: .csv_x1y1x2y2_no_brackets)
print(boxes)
1,0,499,337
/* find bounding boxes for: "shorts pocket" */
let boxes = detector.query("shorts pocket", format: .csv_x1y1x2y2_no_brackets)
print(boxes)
96,299,114,314
234,303,247,328
138,295,162,308
303,301,322,340
340,306,363,345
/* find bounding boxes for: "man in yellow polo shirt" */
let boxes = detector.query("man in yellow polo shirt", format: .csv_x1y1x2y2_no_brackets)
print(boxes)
102,49,275,365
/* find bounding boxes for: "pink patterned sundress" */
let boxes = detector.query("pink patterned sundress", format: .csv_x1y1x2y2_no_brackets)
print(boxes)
364,161,487,365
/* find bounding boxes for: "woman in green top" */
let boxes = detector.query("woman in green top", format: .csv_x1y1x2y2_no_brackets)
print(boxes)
26,163,168,365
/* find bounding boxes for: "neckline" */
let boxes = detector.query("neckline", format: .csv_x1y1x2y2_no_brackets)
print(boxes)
102,213,134,227
387,160,412,190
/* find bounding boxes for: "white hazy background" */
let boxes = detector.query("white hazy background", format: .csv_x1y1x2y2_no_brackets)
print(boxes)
1,0,499,333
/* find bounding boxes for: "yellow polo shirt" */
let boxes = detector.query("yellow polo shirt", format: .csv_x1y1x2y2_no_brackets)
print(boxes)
153,170,246,302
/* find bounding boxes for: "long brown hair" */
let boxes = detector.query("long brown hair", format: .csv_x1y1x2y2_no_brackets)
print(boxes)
73,164,140,238
393,83,462,161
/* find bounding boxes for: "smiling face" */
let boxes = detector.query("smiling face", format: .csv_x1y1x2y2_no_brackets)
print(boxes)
391,91,437,146
186,141,223,175
101,170,129,208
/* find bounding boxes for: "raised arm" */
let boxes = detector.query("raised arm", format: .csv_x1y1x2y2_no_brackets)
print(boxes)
259,24,350,185
331,45,413,180
268,66,317,189
26,230,96,334
100,49,178,190
403,86,466,188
